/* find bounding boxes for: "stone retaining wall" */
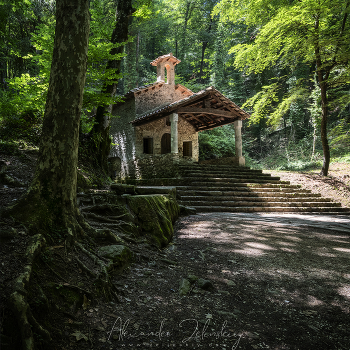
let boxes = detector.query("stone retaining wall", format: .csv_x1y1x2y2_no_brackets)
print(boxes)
119,153,195,180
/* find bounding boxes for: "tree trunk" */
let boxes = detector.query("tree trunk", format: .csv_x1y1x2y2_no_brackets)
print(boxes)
3,0,90,239
314,17,330,176
87,0,134,174
319,81,330,175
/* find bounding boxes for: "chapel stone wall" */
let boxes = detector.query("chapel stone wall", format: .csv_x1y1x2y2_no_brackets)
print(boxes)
135,116,198,161
109,99,137,178
134,85,188,116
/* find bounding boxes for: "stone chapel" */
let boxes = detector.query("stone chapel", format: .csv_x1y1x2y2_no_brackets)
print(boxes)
109,53,250,179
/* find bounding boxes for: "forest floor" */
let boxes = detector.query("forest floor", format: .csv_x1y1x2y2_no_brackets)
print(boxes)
1,150,350,350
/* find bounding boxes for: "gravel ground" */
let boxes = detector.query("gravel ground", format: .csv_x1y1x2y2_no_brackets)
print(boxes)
77,212,350,350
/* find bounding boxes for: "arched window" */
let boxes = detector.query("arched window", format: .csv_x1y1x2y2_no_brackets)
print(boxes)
164,64,171,84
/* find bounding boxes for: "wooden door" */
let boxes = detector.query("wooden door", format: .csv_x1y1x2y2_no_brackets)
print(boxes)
161,133,171,154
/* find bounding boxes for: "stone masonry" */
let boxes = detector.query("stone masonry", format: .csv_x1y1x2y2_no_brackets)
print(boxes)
109,53,249,180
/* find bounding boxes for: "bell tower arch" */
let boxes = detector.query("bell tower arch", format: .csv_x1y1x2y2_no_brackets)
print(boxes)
151,53,181,85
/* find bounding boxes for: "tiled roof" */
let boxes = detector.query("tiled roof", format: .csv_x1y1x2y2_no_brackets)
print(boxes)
150,53,181,66
123,81,165,99
131,86,250,131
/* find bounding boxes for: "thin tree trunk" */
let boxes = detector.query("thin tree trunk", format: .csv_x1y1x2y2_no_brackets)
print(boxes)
181,1,194,58
319,81,330,175
199,20,212,83
136,31,140,87
199,41,208,83
4,0,90,238
312,124,317,160
314,17,330,176
87,0,134,174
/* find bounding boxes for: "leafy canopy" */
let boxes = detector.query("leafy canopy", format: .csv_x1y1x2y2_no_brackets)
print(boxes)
214,0,350,125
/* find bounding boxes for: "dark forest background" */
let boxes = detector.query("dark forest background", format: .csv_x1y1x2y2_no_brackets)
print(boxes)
1,0,349,172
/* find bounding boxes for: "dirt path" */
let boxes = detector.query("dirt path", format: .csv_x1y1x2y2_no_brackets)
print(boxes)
77,213,350,350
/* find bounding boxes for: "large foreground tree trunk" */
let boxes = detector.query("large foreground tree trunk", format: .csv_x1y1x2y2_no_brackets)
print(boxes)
3,0,90,238
87,0,134,174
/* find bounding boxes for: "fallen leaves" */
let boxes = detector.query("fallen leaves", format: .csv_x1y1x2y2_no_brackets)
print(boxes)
71,331,88,341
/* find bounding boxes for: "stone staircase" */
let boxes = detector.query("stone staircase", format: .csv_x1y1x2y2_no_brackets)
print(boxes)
174,164,349,213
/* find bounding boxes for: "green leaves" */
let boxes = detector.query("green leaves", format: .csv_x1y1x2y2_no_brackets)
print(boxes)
242,82,279,124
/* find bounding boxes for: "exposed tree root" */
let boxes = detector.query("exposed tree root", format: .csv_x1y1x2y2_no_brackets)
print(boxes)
75,256,98,278
90,228,127,244
9,234,51,350
85,212,116,223
75,241,109,287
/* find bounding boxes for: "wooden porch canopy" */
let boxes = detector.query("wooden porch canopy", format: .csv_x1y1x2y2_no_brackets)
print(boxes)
131,86,250,131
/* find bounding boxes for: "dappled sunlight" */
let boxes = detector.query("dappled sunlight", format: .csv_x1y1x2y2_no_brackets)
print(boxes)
312,250,337,258
333,247,350,254
167,212,350,348
282,235,303,242
306,295,325,306
337,285,350,300
244,242,276,251
231,247,266,256
280,247,298,253
177,213,350,307
275,241,297,247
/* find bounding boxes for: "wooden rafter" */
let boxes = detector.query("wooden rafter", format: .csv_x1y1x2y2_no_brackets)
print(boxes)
178,107,236,118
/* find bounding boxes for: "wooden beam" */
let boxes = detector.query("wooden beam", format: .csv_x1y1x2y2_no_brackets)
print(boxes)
197,118,237,130
177,107,236,118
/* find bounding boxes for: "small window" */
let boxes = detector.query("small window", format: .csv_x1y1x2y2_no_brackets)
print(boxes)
143,137,153,154
183,141,192,157
165,115,171,126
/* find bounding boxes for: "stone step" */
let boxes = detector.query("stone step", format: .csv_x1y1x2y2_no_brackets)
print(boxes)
176,190,320,197
188,178,286,185
181,174,279,180
183,181,301,190
179,200,341,208
120,163,349,214
176,184,305,191
180,169,264,175
188,206,350,213
179,195,331,202
179,164,251,170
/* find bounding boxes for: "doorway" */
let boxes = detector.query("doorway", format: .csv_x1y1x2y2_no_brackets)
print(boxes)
161,133,171,154
183,141,192,157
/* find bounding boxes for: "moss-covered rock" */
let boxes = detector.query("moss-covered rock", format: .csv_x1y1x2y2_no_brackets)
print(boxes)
179,278,191,296
127,194,180,248
98,245,133,269
45,282,83,309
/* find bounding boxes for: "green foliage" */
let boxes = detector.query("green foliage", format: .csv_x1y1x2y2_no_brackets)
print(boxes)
0,0,127,143
217,0,350,126
198,125,236,160
0,89,43,145
329,118,350,156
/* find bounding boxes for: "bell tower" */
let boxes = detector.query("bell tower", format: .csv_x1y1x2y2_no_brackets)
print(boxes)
150,53,181,86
